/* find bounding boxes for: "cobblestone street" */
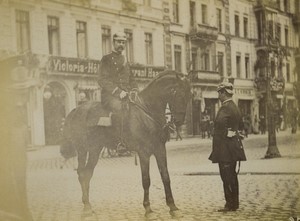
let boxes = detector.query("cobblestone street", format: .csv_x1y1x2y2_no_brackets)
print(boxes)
27,131,300,221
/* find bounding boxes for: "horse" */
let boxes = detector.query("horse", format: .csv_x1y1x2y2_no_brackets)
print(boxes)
60,70,192,217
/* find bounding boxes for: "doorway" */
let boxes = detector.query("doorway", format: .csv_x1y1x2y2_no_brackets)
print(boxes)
43,82,67,145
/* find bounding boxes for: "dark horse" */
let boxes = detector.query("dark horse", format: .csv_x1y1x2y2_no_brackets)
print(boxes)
60,70,191,217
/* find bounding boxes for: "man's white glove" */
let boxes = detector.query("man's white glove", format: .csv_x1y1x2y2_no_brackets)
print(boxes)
227,128,236,137
119,90,128,99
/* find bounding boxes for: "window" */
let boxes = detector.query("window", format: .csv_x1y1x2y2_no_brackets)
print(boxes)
101,26,111,55
174,45,182,72
173,0,179,23
276,23,281,44
217,9,222,32
245,54,250,79
285,27,289,47
284,0,288,12
76,21,87,58
286,63,290,82
276,0,281,10
202,52,209,71
236,53,241,78
217,52,224,76
16,10,30,53
190,1,196,27
268,20,274,39
191,48,197,71
271,60,275,77
145,33,153,65
243,17,248,38
235,14,240,36
125,29,134,62
201,4,207,24
48,16,60,55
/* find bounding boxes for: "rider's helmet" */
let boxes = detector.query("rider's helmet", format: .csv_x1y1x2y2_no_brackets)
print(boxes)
113,31,127,41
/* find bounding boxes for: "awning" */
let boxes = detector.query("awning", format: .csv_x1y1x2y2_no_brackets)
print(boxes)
77,81,100,90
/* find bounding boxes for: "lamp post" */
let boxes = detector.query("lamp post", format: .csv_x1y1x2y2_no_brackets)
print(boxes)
264,51,281,158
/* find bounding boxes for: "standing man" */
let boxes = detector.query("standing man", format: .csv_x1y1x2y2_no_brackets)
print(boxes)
208,82,246,212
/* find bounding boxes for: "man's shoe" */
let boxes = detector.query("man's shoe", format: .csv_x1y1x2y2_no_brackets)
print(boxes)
217,207,237,212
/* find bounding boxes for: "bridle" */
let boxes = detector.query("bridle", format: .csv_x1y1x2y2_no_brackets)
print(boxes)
128,85,184,130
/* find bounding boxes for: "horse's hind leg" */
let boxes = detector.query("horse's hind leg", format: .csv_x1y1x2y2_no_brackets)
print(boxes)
78,146,102,213
139,154,153,216
77,149,90,208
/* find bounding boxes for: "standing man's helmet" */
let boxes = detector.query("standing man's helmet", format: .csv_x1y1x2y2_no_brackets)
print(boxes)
113,31,127,41
217,82,234,94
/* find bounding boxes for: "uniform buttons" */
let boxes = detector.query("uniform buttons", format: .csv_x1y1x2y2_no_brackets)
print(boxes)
114,62,117,64
116,68,119,70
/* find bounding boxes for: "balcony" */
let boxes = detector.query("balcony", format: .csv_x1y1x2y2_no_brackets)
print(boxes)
254,0,280,11
190,70,220,83
190,24,218,43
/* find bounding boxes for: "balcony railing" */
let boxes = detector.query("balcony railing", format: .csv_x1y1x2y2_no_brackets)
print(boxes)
190,24,218,42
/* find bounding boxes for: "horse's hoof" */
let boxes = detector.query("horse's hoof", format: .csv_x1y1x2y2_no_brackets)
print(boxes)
144,210,157,220
170,209,183,218
82,205,94,217
81,211,97,221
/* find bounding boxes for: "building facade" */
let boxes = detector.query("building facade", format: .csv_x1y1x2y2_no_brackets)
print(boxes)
0,0,298,147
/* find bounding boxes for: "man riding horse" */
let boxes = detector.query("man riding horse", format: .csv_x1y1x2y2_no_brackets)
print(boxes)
97,31,138,150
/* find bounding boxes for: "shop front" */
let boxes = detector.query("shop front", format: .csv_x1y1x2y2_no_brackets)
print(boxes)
234,86,257,134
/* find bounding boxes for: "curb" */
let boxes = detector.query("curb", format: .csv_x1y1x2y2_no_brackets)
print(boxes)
184,172,300,176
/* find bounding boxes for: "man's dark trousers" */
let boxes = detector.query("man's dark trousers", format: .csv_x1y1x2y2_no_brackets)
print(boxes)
218,162,239,210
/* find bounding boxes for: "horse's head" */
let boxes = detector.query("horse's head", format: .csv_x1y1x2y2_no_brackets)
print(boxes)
167,73,192,127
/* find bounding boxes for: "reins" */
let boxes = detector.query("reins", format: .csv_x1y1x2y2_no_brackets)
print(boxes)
128,86,180,131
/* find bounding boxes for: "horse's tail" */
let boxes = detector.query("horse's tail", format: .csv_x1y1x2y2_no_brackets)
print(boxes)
60,109,77,160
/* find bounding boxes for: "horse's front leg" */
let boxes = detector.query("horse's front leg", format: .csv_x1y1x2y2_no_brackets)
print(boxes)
154,148,179,213
139,154,153,216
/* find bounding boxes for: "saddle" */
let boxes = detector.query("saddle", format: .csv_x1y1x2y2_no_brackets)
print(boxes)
80,101,113,127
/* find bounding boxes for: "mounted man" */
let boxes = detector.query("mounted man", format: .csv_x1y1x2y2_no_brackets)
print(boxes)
97,31,138,149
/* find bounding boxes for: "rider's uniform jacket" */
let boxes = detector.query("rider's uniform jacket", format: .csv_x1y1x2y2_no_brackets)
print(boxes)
98,51,137,98
209,99,247,163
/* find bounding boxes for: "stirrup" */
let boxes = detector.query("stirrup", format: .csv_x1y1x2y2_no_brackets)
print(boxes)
116,142,130,156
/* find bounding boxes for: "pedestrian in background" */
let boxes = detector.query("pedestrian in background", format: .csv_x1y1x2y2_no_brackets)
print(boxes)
253,114,259,134
259,115,266,134
209,82,247,212
175,125,182,141
291,107,298,134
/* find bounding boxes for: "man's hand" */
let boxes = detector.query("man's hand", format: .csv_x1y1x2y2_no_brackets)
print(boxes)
119,90,128,99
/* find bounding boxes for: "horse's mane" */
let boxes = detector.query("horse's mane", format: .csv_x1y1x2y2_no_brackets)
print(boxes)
141,70,182,93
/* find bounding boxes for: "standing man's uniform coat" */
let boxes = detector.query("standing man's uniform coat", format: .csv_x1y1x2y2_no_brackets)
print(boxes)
209,98,246,211
209,99,246,163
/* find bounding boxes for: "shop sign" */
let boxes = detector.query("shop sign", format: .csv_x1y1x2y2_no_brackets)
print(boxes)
234,88,254,96
48,57,100,75
130,65,165,79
